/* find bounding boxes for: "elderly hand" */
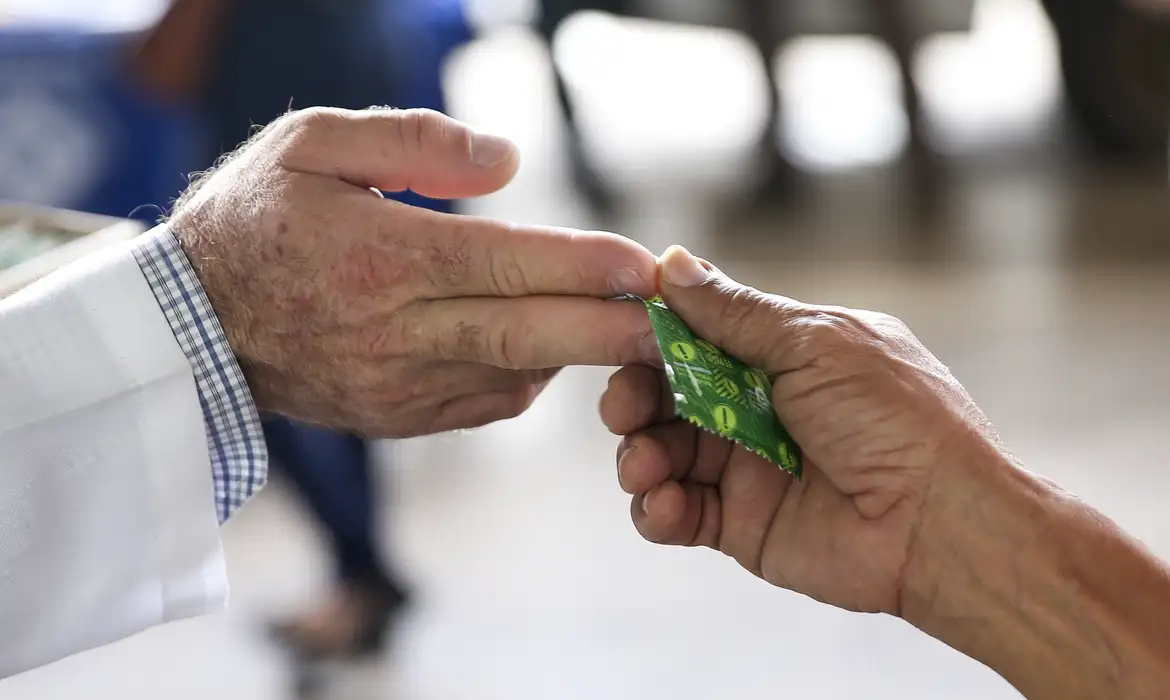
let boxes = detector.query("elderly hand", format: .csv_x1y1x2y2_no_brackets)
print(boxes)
600,245,1001,616
172,107,659,437
601,246,1170,700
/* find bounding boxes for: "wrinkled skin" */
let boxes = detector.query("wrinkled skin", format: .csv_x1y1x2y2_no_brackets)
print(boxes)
173,106,660,437
601,247,1000,615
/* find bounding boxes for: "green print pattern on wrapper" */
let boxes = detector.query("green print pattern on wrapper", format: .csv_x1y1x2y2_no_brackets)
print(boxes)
636,295,802,478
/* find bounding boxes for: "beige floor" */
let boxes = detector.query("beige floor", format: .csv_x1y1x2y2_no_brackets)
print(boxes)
6,17,1170,700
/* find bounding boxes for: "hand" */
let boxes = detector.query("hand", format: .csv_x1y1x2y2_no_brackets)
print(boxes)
600,246,1002,616
172,107,660,437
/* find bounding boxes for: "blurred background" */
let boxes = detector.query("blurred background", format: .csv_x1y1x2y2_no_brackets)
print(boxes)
3,0,1170,698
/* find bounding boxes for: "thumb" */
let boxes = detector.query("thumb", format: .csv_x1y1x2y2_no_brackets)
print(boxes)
658,246,806,374
276,107,520,200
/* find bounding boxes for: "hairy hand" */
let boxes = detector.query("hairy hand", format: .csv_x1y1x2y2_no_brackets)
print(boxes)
174,107,660,437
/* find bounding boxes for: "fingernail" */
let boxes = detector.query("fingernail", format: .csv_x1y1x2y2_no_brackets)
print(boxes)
617,437,636,464
610,267,647,296
662,245,710,288
640,491,652,514
472,133,515,167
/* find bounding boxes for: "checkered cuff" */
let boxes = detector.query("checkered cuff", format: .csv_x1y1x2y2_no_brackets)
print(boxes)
131,225,268,523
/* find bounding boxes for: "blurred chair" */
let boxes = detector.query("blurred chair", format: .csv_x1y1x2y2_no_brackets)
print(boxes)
535,0,972,216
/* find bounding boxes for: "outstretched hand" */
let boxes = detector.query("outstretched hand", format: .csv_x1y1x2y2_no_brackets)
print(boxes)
601,246,998,615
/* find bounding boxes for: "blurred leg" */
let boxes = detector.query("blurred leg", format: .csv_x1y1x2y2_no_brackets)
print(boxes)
739,0,801,206
555,64,617,216
264,418,409,658
539,0,617,216
870,0,944,218
741,0,782,155
263,420,383,582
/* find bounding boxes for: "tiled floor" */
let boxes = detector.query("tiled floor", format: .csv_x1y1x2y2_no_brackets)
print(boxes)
6,15,1170,700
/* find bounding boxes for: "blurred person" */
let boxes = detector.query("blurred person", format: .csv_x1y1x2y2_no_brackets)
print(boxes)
0,106,662,678
135,0,475,658
602,246,1170,700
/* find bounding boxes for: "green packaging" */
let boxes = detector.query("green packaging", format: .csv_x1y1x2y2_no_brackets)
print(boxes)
634,295,802,478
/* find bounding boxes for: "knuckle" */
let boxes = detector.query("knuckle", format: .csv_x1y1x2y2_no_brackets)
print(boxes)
498,387,536,420
829,306,906,348
874,311,912,337
294,105,343,128
487,322,529,369
266,107,348,166
416,108,452,137
424,108,474,158
280,106,341,143
796,306,917,365
372,107,491,176
331,236,412,300
423,222,473,290
719,285,765,332
488,250,530,297
715,284,788,356
799,310,856,348
394,108,433,154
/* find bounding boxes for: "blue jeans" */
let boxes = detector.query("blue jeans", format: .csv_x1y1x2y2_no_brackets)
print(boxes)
263,419,382,582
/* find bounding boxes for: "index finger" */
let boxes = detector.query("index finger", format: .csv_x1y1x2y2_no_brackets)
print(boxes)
409,208,658,299
398,296,659,368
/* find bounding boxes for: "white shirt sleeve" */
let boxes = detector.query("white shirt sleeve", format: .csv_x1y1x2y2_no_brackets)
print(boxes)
0,235,229,677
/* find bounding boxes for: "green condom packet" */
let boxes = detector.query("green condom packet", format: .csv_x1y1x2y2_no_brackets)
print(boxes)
625,295,803,478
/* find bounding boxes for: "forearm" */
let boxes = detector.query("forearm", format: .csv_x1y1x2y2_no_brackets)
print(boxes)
903,441,1170,699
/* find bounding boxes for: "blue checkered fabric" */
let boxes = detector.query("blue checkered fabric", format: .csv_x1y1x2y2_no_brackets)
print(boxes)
131,226,268,522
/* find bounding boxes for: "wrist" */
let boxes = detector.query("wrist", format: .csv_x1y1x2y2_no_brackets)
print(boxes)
170,218,277,403
899,437,1170,699
170,215,256,364
899,436,1046,631
900,441,1087,694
